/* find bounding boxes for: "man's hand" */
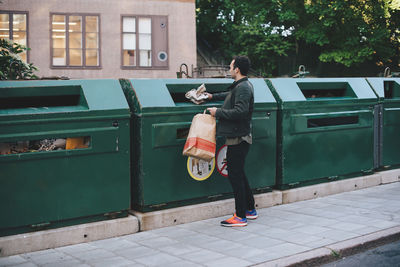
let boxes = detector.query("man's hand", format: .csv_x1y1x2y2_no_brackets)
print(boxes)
205,92,213,100
207,107,217,117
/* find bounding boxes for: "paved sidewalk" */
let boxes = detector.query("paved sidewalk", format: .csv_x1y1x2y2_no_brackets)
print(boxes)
1,182,400,267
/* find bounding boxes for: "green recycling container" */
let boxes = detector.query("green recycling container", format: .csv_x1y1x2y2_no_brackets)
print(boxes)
120,78,276,211
266,78,378,189
0,80,130,237
367,77,400,169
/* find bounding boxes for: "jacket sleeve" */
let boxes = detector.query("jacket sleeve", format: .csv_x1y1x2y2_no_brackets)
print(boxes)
211,91,229,101
215,86,251,120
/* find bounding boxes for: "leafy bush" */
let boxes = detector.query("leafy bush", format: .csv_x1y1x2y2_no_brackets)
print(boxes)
0,38,38,80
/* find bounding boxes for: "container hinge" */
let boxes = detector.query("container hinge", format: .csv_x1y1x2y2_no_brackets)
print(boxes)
362,169,373,174
104,211,122,219
255,187,271,193
149,203,167,209
288,182,300,187
31,222,51,229
208,194,223,201
328,176,339,180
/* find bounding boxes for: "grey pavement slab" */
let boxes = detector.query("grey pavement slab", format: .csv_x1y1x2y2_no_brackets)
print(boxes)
1,182,400,267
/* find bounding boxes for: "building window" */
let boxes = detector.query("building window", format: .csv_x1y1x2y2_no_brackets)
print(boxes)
0,11,28,61
51,13,100,68
122,15,168,69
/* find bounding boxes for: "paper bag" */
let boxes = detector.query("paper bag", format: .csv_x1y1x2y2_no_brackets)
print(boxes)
183,111,216,161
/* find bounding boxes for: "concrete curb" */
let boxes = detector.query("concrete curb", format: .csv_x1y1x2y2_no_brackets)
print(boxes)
0,215,139,257
254,226,400,267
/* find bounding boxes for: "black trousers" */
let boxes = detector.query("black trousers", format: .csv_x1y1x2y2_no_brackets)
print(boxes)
227,141,255,218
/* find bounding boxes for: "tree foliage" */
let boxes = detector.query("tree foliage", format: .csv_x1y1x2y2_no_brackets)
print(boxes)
0,38,38,80
196,0,400,76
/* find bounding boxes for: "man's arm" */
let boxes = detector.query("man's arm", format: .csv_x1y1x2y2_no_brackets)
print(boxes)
215,86,251,120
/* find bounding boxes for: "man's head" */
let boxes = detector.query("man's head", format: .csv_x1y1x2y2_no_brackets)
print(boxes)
230,55,250,80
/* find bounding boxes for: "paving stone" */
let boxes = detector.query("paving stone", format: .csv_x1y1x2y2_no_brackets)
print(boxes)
303,238,336,249
295,225,331,235
241,235,285,249
90,237,139,252
275,232,323,245
249,251,282,263
266,243,312,258
136,236,178,249
157,243,202,256
315,229,361,241
22,250,73,265
120,231,159,242
134,251,182,266
197,239,244,253
159,260,203,267
114,246,158,260
3,263,38,267
215,228,259,241
55,243,97,254
179,249,226,264
0,255,27,266
87,256,137,267
328,221,368,232
72,248,115,262
41,259,87,267
176,233,220,246
220,245,268,260
203,256,252,267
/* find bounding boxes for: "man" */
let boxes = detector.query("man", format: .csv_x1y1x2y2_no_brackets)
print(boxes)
206,55,258,227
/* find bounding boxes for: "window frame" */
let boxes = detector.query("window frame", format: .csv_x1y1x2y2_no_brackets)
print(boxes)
0,10,29,62
121,14,169,70
50,12,101,69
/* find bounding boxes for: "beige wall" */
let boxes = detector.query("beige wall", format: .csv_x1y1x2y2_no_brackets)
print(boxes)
1,0,196,79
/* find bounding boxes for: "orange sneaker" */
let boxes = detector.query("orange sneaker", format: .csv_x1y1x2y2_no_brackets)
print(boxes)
220,214,247,227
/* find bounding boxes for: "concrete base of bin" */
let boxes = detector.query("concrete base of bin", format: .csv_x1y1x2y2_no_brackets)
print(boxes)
0,215,139,257
131,191,282,231
379,168,400,184
282,174,382,204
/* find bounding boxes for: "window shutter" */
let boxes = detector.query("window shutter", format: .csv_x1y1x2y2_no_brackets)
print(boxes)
152,16,168,68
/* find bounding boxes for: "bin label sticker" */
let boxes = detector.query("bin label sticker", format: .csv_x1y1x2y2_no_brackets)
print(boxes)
216,145,228,177
187,157,215,181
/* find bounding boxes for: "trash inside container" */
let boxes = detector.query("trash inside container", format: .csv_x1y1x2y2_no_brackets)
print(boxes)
119,78,277,211
0,79,131,236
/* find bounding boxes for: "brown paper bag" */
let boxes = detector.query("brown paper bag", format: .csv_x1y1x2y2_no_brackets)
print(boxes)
183,111,216,161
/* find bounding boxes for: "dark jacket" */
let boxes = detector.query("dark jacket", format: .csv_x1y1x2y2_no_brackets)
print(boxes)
213,77,254,137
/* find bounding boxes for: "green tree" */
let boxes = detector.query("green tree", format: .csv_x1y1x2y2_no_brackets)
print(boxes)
196,0,400,76
0,38,38,80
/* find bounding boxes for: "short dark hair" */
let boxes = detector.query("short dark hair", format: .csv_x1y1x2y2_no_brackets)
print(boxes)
233,55,251,76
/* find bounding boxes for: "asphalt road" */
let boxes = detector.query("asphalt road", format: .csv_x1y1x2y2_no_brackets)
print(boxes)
321,240,400,267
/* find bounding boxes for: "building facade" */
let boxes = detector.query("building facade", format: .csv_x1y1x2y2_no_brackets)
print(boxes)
0,0,196,79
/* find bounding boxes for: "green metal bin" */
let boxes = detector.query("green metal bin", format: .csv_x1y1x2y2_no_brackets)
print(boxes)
367,78,400,169
267,78,378,189
119,78,276,211
0,80,130,236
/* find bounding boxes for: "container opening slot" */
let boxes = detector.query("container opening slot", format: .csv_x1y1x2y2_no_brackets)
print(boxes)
307,116,358,128
167,83,229,103
177,128,190,139
384,81,400,99
297,82,356,99
0,95,81,109
0,136,90,155
0,85,87,110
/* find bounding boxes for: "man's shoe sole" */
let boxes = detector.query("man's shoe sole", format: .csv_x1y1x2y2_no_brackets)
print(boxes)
246,215,258,220
220,223,247,227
